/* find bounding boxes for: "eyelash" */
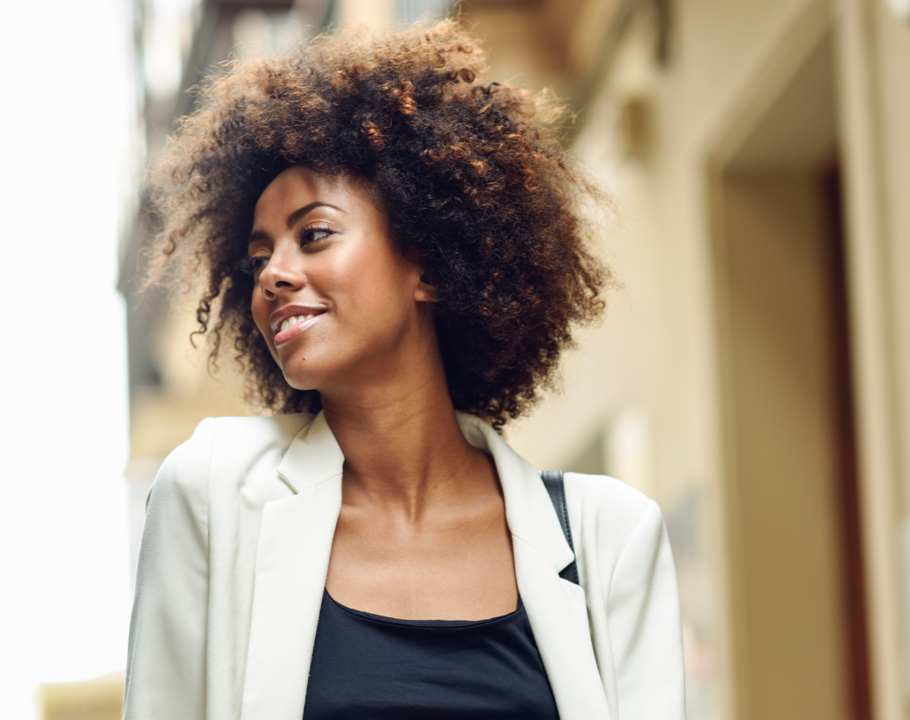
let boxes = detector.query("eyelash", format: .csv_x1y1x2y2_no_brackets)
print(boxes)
239,226,336,276
300,225,334,245
238,256,266,276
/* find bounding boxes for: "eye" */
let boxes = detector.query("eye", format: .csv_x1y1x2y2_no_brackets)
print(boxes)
300,226,335,247
239,255,269,276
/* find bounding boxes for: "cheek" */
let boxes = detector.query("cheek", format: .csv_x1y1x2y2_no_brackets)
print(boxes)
358,246,416,305
328,252,403,314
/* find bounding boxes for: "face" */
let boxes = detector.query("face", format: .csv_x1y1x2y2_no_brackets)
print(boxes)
247,165,435,396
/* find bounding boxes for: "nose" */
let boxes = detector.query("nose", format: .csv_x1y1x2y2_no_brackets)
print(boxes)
258,243,305,299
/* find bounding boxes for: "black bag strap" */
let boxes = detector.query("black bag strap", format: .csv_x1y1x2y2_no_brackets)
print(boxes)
539,470,580,585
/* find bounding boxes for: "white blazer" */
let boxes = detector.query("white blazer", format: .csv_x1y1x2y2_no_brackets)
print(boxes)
123,411,686,720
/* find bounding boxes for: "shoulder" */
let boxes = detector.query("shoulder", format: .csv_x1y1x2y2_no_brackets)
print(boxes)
150,413,316,503
564,471,655,529
565,475,685,719
563,472,668,575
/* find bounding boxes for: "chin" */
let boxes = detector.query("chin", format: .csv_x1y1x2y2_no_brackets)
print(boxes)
282,370,320,393
273,348,315,389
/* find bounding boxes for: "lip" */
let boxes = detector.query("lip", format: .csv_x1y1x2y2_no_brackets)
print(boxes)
269,305,327,347
269,304,327,333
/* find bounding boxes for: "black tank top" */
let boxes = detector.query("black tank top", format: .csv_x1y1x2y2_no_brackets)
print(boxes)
302,590,560,719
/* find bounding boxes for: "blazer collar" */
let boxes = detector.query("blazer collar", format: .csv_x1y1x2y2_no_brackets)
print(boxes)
276,411,344,493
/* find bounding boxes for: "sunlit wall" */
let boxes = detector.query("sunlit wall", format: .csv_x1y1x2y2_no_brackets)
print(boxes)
0,0,137,716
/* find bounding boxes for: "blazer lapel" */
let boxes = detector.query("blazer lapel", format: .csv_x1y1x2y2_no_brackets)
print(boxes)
240,412,344,720
458,414,612,720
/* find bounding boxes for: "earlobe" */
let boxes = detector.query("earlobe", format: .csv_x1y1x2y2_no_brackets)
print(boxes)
404,249,438,302
414,281,439,303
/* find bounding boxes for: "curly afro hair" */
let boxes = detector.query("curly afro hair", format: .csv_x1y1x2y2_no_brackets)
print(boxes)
148,19,612,429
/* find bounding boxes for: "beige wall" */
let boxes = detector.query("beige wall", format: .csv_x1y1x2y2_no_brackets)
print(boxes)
875,6,910,516
718,170,849,720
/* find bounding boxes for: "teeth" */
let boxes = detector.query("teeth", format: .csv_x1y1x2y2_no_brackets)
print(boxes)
279,314,315,333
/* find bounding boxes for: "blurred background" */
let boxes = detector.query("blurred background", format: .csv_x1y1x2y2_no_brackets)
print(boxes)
2,0,909,718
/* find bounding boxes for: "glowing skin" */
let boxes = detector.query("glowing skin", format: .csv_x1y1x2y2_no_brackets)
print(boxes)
248,165,437,402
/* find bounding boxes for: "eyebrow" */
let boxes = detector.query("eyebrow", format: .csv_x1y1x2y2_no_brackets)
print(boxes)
248,202,342,244
285,201,342,229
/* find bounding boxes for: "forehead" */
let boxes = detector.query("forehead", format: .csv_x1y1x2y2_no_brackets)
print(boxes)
253,165,375,222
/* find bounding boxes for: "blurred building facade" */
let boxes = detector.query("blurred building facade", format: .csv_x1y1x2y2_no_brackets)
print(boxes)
121,1,910,719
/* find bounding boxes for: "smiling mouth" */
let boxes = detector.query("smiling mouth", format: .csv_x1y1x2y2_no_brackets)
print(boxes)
279,313,320,332
273,311,326,347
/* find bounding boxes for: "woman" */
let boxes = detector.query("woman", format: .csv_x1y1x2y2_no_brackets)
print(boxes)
125,20,685,720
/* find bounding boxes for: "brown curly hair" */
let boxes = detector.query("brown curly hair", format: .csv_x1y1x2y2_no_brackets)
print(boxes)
148,19,612,429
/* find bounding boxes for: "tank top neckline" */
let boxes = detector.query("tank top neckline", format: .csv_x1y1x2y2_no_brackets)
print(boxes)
323,588,523,629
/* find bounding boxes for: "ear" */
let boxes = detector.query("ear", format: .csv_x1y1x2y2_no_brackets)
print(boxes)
414,276,439,303
403,246,439,302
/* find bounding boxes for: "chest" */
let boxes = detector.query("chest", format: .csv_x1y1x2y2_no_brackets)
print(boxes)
324,501,519,621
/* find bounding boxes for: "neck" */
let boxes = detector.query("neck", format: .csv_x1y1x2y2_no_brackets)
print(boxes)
320,362,493,522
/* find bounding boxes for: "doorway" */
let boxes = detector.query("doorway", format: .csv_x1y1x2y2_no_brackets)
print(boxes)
711,31,870,720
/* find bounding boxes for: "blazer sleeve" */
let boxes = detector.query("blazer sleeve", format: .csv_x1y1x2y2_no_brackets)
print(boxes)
123,419,214,720
606,499,686,720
